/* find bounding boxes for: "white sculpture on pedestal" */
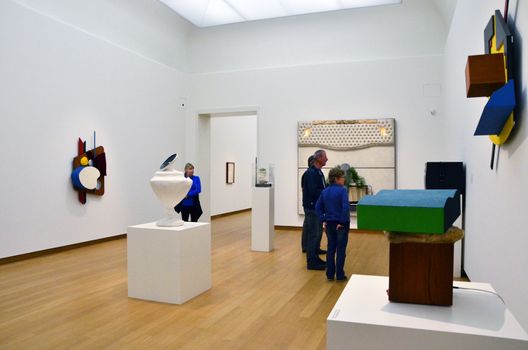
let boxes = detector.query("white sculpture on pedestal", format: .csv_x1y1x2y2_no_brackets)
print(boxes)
150,153,192,227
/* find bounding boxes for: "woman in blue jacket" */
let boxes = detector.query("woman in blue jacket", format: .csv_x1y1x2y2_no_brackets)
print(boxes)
180,163,203,222
315,167,350,281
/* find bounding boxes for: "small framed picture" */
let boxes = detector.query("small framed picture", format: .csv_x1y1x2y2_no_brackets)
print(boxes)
226,162,235,184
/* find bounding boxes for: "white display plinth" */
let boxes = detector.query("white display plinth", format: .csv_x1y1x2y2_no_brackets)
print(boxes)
127,222,211,304
251,186,275,252
328,275,528,350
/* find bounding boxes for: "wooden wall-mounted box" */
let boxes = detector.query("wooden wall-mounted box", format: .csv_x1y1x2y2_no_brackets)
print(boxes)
389,242,454,306
465,53,506,97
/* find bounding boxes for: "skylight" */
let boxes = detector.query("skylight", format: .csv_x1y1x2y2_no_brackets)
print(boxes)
159,0,402,28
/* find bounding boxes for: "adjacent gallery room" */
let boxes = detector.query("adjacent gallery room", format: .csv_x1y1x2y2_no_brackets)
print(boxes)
1,0,527,348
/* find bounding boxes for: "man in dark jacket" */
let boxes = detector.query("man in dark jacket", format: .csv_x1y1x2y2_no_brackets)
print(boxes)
301,155,315,253
301,150,328,270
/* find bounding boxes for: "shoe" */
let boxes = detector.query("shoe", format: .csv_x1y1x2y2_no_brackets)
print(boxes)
327,276,334,281
307,264,326,271
336,275,348,281
316,258,326,265
318,249,327,255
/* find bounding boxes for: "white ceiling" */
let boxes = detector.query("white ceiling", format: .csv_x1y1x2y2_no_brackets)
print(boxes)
159,0,402,28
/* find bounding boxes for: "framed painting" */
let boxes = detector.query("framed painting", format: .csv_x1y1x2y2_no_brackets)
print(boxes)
297,119,396,215
226,162,235,184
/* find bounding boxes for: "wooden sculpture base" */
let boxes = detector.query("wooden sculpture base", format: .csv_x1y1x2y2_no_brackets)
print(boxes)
389,242,454,306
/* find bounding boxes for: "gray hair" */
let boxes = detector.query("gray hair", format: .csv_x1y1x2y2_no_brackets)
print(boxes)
314,150,326,160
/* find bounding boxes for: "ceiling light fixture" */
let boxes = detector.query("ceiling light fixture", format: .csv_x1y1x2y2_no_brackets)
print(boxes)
159,0,402,28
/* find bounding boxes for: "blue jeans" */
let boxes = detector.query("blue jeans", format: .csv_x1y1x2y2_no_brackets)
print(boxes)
303,208,323,266
325,222,349,279
302,218,322,252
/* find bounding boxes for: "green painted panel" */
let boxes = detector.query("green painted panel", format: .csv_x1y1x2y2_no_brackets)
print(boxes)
357,205,446,234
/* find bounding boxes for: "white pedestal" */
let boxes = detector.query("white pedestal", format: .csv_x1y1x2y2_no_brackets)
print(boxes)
453,213,463,277
328,275,528,350
127,222,211,304
251,186,275,252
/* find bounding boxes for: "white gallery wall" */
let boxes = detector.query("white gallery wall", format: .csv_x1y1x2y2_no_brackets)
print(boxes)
210,115,257,216
441,0,528,329
186,0,449,227
188,0,448,73
0,0,190,258
8,0,192,71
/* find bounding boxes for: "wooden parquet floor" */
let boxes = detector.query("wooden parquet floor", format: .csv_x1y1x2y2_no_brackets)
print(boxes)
0,211,388,349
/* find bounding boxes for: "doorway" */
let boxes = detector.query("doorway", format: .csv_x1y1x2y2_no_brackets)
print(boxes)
194,109,259,222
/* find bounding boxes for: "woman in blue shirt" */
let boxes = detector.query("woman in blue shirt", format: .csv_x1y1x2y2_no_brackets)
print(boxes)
315,167,350,281
180,163,203,222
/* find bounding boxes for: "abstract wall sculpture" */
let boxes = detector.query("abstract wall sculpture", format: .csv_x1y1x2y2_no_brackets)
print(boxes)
71,131,107,204
297,119,396,215
465,6,517,169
